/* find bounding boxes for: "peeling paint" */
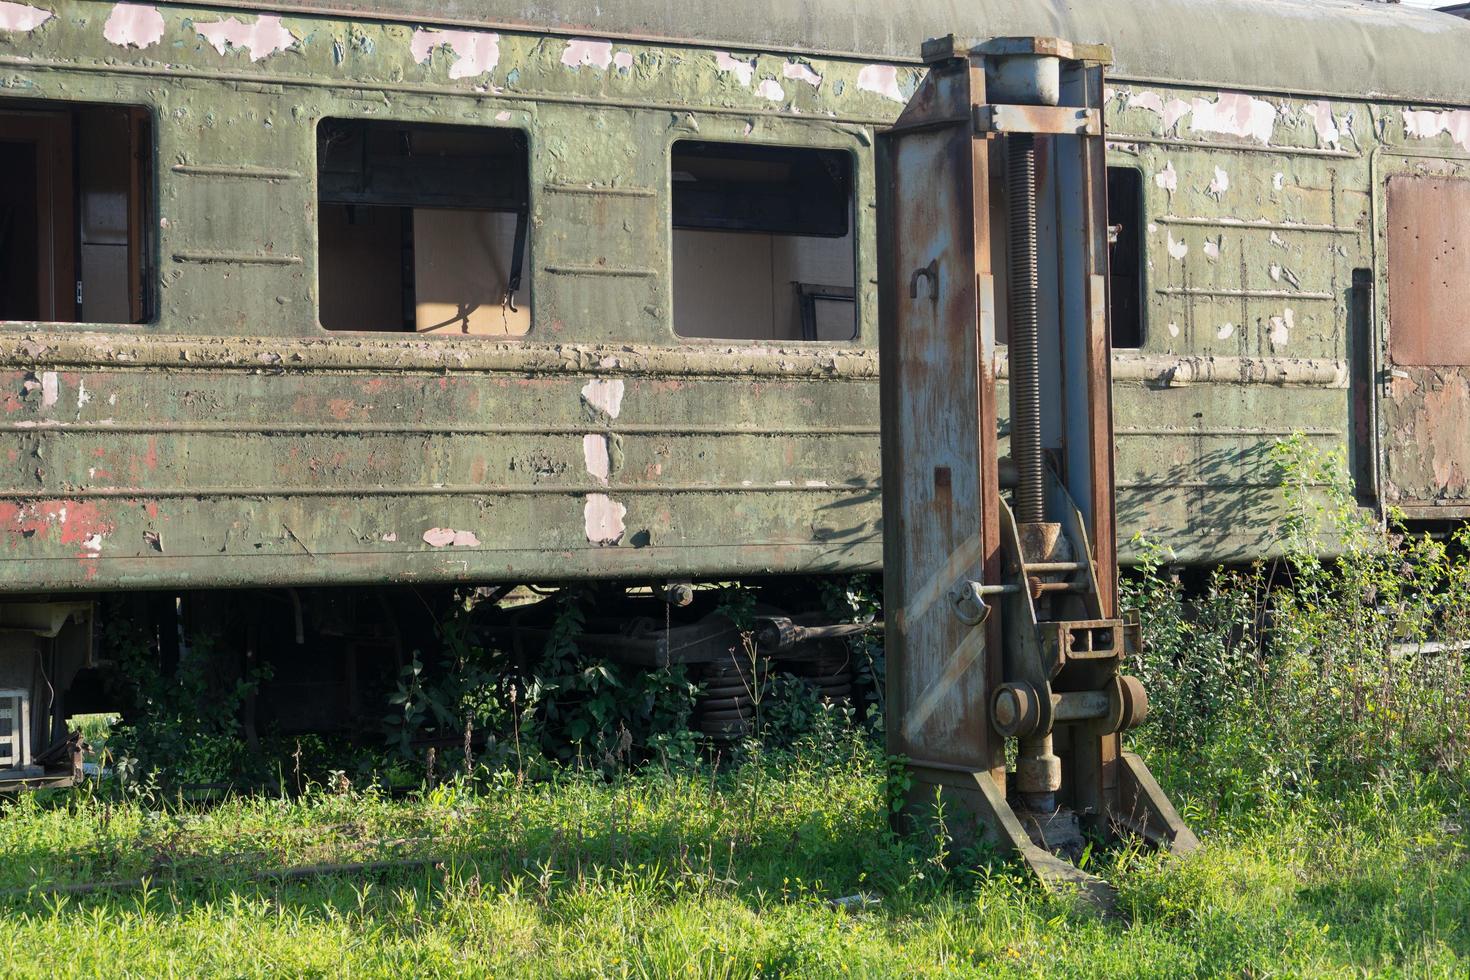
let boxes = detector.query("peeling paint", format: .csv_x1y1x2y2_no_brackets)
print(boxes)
1217,323,1236,340
1207,166,1230,199
1189,92,1277,145
755,78,785,102
580,379,624,419
1402,108,1470,153
1154,160,1177,193
1127,91,1191,132
1203,237,1221,261
856,64,904,102
0,1,50,32
39,370,58,409
783,61,822,87
1167,233,1188,261
1273,171,1285,191
612,50,633,70
195,14,297,62
1268,308,1295,347
103,4,165,49
583,433,610,485
1167,322,1181,338
713,51,754,87
560,38,614,70
584,493,626,546
1302,100,1341,149
1269,231,1288,249
1269,263,1282,282
76,378,89,408
422,527,480,547
411,28,500,79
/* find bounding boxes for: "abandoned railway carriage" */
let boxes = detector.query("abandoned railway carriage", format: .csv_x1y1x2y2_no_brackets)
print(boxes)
1,0,1468,777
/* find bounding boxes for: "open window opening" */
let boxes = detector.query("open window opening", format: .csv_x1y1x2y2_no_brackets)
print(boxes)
1106,166,1145,349
671,140,856,341
0,100,152,324
317,119,530,335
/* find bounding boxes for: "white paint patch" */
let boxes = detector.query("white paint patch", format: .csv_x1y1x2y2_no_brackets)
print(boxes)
856,64,904,102
1189,92,1277,145
1146,222,1158,236
104,4,165,48
1167,233,1188,261
495,110,512,122
1273,171,1285,191
1216,322,1236,340
1203,237,1222,262
76,378,90,408
1167,322,1181,338
0,1,50,31
380,532,397,542
713,51,755,87
81,533,104,555
613,50,633,70
1269,263,1283,282
584,493,626,546
411,29,500,79
1268,307,1295,347
195,15,297,62
1402,108,1470,153
755,78,785,102
1302,101,1340,150
1126,91,1191,133
583,433,610,485
580,379,624,419
1154,160,1177,193
560,38,613,69
1207,166,1230,199
422,527,481,547
782,61,822,87
1269,231,1288,249
40,371,58,409
597,355,621,369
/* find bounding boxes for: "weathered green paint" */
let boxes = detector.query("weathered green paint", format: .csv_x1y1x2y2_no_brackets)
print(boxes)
0,0,1466,592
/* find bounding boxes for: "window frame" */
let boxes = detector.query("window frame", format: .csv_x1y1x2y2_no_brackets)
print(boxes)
311,112,534,339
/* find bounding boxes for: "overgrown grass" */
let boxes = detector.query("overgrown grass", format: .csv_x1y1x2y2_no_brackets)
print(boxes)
4,438,1470,976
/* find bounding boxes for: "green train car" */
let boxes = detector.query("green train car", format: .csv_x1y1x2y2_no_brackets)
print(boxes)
1,0,1467,776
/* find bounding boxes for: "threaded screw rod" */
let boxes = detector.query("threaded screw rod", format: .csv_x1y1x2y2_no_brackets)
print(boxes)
1007,134,1045,526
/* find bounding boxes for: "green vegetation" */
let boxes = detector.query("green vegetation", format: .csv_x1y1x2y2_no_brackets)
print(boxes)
2,439,1468,977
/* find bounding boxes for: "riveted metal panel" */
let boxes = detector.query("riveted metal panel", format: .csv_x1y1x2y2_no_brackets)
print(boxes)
1387,176,1470,367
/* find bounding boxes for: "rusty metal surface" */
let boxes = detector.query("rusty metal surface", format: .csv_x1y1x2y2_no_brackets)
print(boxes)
1380,171,1470,511
878,57,1003,774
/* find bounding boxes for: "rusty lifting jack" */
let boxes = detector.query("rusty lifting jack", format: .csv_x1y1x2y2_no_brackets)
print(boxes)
877,36,1197,909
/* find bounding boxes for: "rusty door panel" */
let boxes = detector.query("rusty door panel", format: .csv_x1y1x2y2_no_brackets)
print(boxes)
1383,175,1470,510
877,61,1003,775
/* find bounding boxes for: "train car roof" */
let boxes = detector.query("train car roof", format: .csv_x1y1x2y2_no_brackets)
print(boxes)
186,0,1470,106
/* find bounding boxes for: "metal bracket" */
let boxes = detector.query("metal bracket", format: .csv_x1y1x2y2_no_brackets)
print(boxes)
974,104,1100,137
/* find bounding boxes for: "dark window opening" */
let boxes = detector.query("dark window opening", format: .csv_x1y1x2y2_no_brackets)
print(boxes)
1106,167,1145,349
671,140,856,341
0,100,152,324
317,119,529,335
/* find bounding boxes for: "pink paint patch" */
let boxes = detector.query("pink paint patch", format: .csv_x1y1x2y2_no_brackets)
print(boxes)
422,527,481,548
612,50,633,70
755,78,785,102
782,61,822,87
561,38,613,69
0,1,50,31
195,14,296,62
584,494,626,546
583,433,610,486
713,51,754,87
1188,92,1277,145
104,4,164,48
1403,108,1470,153
411,28,499,78
1302,101,1341,150
856,64,903,102
580,379,624,419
